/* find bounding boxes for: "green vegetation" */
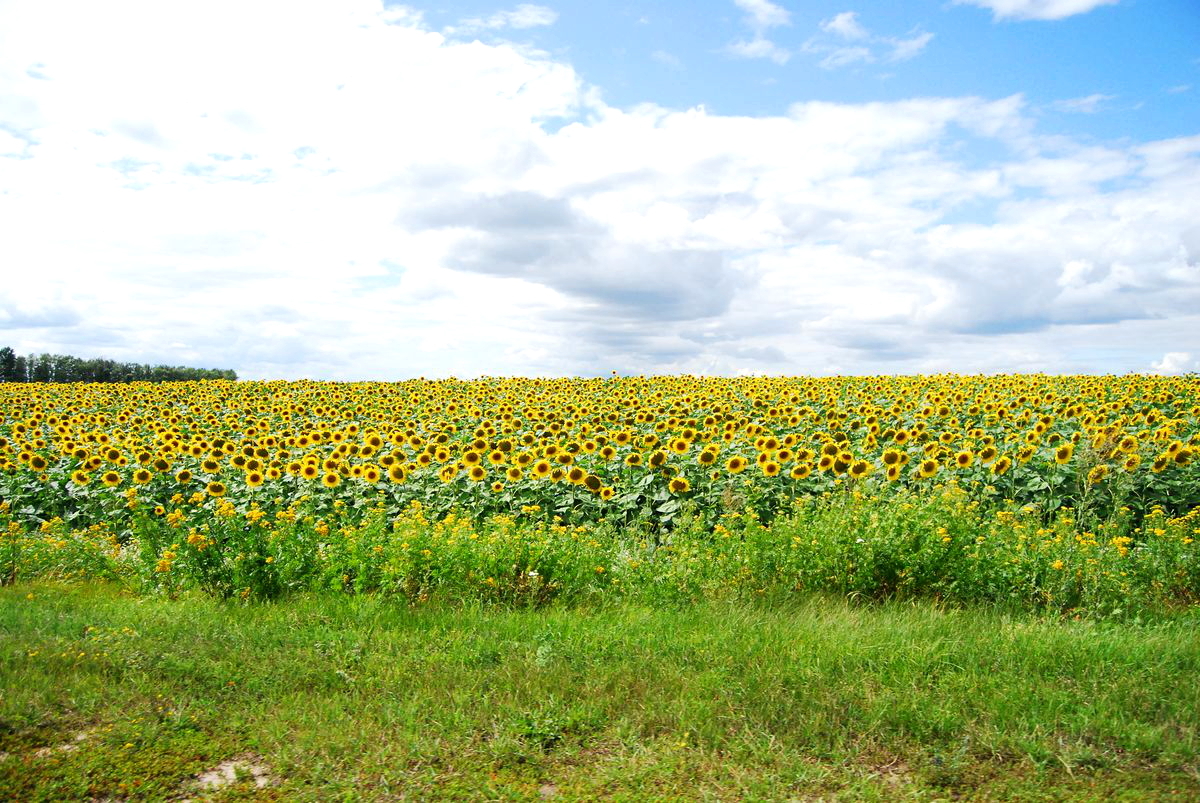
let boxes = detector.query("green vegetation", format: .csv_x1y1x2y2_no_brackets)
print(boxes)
2,582,1198,801
0,346,236,383
6,486,1199,618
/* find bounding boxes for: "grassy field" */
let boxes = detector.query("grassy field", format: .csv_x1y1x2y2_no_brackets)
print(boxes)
2,581,1198,801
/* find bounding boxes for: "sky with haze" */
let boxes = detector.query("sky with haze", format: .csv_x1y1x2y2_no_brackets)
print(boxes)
1,0,1198,380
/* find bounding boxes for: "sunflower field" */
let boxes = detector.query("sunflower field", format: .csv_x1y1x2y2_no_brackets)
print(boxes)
2,374,1198,612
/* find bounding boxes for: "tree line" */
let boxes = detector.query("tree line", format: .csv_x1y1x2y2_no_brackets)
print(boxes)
0,347,237,383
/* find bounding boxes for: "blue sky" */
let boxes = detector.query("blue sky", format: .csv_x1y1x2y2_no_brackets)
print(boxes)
0,0,1198,379
424,0,1198,140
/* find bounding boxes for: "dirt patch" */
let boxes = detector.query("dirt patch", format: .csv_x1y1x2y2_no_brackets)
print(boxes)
186,753,273,795
2,729,96,761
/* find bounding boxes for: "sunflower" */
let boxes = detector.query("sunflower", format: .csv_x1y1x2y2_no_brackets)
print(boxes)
624,453,643,467
133,468,152,484
697,450,716,466
533,460,552,478
954,450,974,469
389,465,407,483
202,459,220,474
881,449,902,466
761,461,781,477
849,460,871,479
301,463,319,480
506,466,523,482
600,486,615,500
246,470,265,487
71,470,89,485
584,474,602,492
207,481,226,497
323,472,342,488
726,456,747,474
1086,465,1109,486
491,481,505,493
790,463,812,480
991,456,1012,476
978,445,998,464
468,465,487,482
917,459,939,479
567,466,586,484
885,464,902,482
668,476,690,494
1054,444,1074,465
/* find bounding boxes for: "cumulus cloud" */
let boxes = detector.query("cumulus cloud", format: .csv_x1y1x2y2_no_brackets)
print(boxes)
805,12,933,70
0,0,1195,379
1151,352,1198,375
955,0,1120,21
733,0,791,32
726,0,792,65
821,11,868,40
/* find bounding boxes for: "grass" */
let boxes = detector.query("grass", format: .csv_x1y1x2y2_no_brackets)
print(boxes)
2,582,1199,800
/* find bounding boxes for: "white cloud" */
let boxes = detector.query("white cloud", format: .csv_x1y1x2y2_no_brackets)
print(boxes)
726,0,791,64
733,0,791,32
887,31,934,62
806,14,933,70
818,46,873,69
821,11,868,40
1050,93,1114,113
955,0,1119,21
727,37,792,65
447,3,557,35
1151,352,1198,375
0,0,1195,380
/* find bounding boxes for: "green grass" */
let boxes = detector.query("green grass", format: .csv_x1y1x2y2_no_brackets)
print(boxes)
2,582,1199,800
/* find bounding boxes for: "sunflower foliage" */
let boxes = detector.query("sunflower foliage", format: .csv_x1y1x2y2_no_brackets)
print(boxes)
0,374,1197,613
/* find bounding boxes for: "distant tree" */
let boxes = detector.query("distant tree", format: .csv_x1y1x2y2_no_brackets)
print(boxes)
0,347,15,382
30,353,53,383
0,345,236,384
